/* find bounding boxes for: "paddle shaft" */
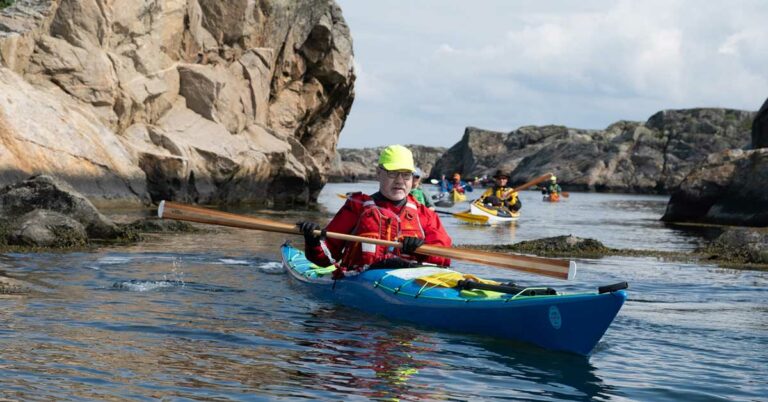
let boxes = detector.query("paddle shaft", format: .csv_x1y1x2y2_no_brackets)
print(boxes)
158,201,573,280
515,173,554,192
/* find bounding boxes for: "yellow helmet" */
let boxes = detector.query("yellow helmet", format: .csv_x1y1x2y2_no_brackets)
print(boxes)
550,175,557,181
378,145,415,172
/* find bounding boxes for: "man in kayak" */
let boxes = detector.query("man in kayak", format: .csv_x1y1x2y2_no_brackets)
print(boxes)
440,173,473,194
297,145,452,278
478,170,521,212
541,175,563,199
409,167,435,210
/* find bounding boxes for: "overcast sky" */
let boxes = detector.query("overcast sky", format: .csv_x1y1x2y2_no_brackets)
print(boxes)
334,0,768,148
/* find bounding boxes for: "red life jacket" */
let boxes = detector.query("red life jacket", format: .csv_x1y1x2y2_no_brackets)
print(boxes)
451,181,465,193
340,193,426,270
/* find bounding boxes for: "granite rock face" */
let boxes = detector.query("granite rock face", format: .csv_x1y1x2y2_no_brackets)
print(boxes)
0,0,355,207
431,108,754,193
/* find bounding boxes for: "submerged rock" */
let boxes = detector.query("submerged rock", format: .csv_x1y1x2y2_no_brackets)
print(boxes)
0,175,122,239
699,228,768,265
125,218,201,233
0,175,135,248
0,276,30,295
8,210,87,248
468,235,614,258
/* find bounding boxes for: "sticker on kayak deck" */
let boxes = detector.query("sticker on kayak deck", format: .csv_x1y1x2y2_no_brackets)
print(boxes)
386,267,454,280
549,306,562,329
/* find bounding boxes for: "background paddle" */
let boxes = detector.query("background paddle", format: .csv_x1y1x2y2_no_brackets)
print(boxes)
158,201,575,280
434,209,489,224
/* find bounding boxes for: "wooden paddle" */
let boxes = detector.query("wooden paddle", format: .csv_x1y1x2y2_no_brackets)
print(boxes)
434,209,489,224
157,201,576,280
500,172,556,198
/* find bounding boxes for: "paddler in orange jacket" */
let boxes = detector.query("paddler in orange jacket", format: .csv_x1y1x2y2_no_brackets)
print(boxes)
297,145,452,277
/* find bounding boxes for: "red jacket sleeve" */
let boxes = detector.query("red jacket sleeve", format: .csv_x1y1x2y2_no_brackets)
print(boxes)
416,204,452,267
304,199,360,267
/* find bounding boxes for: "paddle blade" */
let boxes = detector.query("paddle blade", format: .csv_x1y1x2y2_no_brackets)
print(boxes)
561,192,570,198
430,179,439,184
453,211,489,224
336,193,348,200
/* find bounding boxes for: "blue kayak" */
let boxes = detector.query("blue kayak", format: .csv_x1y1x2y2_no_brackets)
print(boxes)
281,244,627,355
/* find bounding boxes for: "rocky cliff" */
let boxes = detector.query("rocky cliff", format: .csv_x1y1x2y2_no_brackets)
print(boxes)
0,0,355,207
328,145,447,182
752,97,768,149
662,99,768,226
431,108,754,193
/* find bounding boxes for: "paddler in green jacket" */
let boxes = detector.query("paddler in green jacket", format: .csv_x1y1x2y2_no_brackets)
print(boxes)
541,175,563,198
409,167,435,210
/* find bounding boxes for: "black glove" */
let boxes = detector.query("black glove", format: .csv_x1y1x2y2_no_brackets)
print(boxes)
401,236,424,255
296,221,321,246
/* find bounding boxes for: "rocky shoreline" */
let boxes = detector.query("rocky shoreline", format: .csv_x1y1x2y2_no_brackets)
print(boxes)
2,173,765,296
334,102,768,227
464,233,768,271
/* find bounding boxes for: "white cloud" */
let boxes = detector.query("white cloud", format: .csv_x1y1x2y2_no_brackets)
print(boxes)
350,60,389,101
336,0,768,148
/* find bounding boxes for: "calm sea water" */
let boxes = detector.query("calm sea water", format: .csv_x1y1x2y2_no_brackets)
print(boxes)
1,182,765,401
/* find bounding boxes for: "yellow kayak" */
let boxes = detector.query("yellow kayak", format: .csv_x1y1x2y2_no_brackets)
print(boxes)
469,200,520,223
451,189,467,203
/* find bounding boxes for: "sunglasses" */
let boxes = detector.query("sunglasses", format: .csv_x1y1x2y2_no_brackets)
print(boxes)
379,168,413,180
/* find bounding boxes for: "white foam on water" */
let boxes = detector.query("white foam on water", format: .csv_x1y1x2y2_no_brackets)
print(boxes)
97,256,134,265
218,258,250,265
116,280,180,292
256,261,284,274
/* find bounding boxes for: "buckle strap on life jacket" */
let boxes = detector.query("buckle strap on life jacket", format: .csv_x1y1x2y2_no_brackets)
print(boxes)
318,229,337,265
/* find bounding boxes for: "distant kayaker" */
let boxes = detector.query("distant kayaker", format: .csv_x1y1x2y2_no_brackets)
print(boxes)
440,173,473,194
297,145,452,278
478,170,522,212
409,167,435,210
438,174,449,190
541,175,563,198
